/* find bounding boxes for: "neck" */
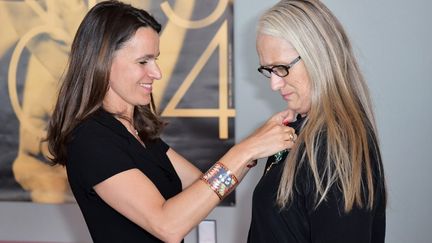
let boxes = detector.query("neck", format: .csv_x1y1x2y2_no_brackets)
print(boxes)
116,115,139,138
102,89,134,119
102,104,134,121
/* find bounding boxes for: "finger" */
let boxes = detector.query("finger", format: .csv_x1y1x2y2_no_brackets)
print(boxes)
288,132,294,141
283,128,297,142
270,109,296,125
282,109,296,125
284,133,297,149
290,133,298,142
270,110,291,124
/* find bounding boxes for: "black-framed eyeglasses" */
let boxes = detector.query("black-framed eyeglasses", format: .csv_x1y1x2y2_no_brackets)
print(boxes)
257,56,301,78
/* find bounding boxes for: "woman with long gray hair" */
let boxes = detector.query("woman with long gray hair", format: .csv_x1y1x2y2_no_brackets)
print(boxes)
248,1,386,242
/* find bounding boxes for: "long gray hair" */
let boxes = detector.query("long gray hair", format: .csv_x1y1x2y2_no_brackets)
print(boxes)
258,0,384,212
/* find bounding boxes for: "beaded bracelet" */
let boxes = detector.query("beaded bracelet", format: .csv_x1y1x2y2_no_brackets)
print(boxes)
200,162,238,200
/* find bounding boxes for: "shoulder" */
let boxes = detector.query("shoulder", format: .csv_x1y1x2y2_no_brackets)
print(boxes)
71,116,108,141
67,111,132,166
66,112,136,190
70,110,128,146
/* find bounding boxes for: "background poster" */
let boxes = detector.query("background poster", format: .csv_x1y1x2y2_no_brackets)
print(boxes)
0,0,235,205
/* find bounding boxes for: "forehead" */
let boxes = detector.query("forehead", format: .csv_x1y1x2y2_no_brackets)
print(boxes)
256,34,297,65
117,27,160,57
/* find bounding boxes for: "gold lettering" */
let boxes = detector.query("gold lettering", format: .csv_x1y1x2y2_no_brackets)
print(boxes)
160,0,228,29
161,21,235,139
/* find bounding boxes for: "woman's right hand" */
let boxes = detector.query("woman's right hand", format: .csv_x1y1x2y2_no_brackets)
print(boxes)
238,109,297,161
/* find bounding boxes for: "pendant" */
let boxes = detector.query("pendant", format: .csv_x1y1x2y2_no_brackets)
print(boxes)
274,149,287,163
265,161,278,174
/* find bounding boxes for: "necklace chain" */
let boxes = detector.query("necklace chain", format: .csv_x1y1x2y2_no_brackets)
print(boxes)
114,115,145,147
116,116,138,137
265,149,288,174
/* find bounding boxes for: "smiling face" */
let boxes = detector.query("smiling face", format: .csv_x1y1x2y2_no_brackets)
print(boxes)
104,27,161,113
256,33,312,116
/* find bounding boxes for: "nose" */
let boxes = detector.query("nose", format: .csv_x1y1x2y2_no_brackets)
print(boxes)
149,62,162,80
270,73,285,91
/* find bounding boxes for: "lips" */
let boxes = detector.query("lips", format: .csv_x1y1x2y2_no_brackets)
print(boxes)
139,83,152,92
281,92,293,101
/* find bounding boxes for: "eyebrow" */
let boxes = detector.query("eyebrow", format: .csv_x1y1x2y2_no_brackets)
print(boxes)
260,63,281,68
260,61,285,67
261,56,301,68
136,52,160,61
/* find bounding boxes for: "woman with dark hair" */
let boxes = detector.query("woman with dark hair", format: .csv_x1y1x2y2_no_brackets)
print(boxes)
248,0,387,242
46,1,296,242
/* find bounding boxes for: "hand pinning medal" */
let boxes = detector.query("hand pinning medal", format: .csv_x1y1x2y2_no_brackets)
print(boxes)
266,121,297,174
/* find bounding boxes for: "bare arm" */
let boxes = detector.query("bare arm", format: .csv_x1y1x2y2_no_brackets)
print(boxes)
94,110,296,242
166,148,202,189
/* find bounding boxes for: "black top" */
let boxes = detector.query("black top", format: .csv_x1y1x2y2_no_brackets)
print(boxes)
66,109,183,243
248,116,386,243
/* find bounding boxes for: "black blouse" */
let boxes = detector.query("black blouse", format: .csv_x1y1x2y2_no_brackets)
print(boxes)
248,116,386,243
66,109,183,243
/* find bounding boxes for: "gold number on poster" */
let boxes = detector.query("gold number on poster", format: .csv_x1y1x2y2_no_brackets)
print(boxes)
161,20,235,139
160,0,228,29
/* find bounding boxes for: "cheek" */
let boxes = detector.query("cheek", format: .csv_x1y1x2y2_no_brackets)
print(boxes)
137,68,148,78
110,61,125,83
111,66,140,86
299,83,312,110
126,66,146,80
298,71,312,101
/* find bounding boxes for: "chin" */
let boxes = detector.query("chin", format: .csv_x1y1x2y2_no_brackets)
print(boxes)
137,96,152,105
135,101,151,106
141,102,152,106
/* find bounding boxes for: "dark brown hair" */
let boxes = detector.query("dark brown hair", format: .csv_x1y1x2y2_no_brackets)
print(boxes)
46,0,163,165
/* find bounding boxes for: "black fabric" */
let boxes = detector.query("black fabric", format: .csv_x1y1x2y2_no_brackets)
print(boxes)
248,115,386,243
67,109,183,243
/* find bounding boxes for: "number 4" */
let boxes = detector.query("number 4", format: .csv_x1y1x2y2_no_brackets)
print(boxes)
161,20,235,139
